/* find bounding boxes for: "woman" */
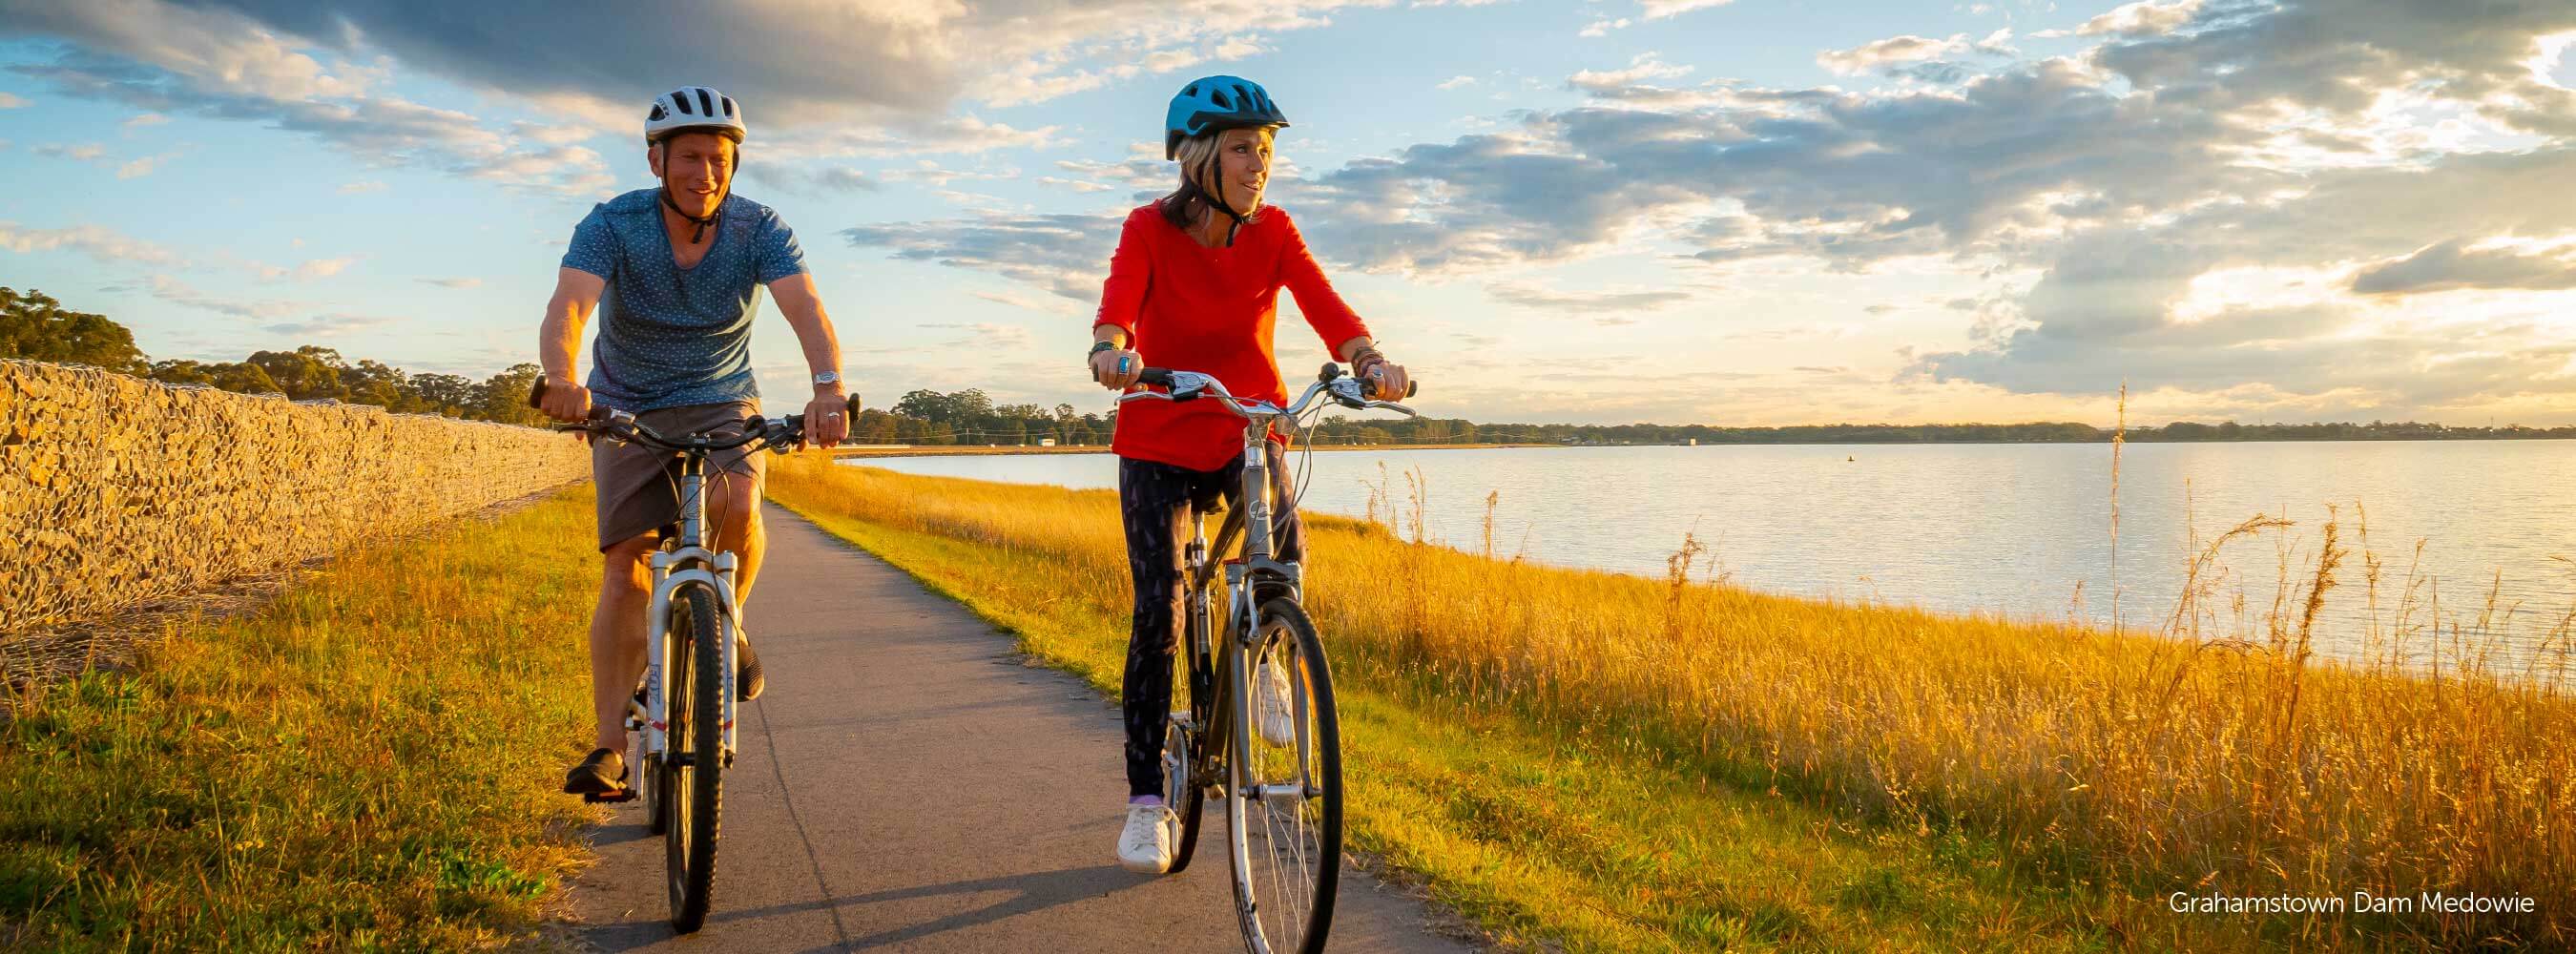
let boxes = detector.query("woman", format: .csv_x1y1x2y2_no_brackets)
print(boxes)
1088,74,1412,874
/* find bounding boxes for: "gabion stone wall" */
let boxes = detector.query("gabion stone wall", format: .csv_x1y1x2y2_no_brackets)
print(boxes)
0,360,590,633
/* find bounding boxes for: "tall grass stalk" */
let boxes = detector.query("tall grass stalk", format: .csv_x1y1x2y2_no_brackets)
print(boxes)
770,454,2575,948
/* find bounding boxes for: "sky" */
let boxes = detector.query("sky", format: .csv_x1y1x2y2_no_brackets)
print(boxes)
3,0,2575,427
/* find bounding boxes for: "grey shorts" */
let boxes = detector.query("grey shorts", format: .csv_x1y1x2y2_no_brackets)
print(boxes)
592,400,765,550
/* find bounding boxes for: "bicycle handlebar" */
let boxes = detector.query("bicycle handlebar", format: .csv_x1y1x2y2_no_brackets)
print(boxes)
1123,363,1420,420
528,378,860,453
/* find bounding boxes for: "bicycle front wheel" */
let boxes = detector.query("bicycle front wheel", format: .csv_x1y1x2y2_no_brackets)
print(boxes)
1226,597,1342,954
663,584,725,933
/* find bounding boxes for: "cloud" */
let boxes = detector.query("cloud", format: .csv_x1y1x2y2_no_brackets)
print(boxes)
760,115,1057,162
0,0,1375,125
1035,175,1115,193
120,111,164,127
260,312,397,337
2074,0,2205,37
34,142,105,161
337,179,385,194
0,92,27,108
1486,282,1693,313
1437,75,1477,91
0,220,186,265
1053,156,1169,195
1638,0,1733,20
918,321,1037,349
743,164,879,196
115,152,176,177
2352,238,2576,295
1567,52,1693,94
142,275,305,319
417,277,481,289
1817,35,1972,75
841,213,1121,301
2,1,613,197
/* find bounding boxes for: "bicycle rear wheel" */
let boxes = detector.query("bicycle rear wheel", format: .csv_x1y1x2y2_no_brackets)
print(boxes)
663,584,725,933
1227,597,1341,954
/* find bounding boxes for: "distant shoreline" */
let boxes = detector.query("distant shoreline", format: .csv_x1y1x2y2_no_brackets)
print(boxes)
829,436,2576,458
830,443,1553,458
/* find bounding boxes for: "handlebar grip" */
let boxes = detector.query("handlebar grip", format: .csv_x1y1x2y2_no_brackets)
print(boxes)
527,377,548,409
1137,367,1174,387
1407,378,1421,399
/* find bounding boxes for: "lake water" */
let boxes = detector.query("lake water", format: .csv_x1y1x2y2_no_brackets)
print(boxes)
842,443,2576,673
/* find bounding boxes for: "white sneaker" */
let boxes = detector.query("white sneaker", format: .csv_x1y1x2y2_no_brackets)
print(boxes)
1117,803,1178,874
1257,658,1298,747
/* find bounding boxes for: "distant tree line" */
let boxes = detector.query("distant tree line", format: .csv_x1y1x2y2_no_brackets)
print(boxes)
10,286,2575,444
4,286,546,425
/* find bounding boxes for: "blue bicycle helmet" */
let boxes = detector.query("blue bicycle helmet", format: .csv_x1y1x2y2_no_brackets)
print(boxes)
1165,75,1289,160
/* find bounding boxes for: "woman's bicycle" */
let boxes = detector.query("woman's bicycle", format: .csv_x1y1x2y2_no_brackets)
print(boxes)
530,381,845,933
1121,362,1417,954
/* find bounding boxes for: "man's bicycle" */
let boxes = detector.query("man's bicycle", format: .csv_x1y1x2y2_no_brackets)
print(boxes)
1121,362,1418,954
530,381,845,933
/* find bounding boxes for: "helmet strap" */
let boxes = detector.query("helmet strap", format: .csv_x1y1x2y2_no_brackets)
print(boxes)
1199,151,1249,247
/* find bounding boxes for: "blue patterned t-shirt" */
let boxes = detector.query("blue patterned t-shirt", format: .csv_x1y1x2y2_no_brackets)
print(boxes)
560,189,809,412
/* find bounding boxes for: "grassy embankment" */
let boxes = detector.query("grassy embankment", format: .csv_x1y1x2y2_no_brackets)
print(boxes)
0,489,599,950
766,453,2574,952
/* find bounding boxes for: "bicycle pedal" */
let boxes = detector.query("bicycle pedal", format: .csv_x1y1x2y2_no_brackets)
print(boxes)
582,789,637,804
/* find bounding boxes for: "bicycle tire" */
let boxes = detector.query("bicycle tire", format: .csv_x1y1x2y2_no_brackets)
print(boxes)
664,584,725,933
1227,597,1342,954
1165,584,1216,873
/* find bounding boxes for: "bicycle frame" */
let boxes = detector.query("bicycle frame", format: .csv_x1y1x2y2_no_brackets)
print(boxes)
636,451,742,767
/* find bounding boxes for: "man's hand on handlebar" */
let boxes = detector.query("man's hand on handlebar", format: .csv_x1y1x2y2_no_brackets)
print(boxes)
802,386,853,449
537,375,591,425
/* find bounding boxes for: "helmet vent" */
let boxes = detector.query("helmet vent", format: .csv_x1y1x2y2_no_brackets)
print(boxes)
1212,89,1231,109
669,90,694,115
721,96,736,117
696,89,716,119
649,104,667,121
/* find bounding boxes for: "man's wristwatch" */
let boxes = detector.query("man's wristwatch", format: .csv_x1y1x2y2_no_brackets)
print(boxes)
812,370,841,388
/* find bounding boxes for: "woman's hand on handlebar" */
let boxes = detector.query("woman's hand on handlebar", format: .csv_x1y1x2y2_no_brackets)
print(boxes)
1091,347,1143,390
1358,356,1411,401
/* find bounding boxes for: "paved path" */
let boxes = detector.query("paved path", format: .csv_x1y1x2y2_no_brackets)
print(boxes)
561,506,1482,953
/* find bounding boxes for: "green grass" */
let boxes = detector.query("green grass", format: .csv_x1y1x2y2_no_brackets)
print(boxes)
774,477,2136,952
0,488,601,951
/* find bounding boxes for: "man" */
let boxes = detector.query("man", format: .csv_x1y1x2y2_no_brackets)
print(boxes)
537,86,851,795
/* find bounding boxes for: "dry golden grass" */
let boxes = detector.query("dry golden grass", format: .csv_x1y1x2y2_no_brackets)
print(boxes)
766,451,2574,949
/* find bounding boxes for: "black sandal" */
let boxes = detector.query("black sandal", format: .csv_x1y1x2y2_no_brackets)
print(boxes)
563,747,628,796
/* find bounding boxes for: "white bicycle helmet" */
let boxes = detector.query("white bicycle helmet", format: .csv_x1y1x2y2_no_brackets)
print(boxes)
644,86,745,145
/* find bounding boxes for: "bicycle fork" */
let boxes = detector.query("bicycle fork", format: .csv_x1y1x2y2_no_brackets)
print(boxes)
639,550,743,768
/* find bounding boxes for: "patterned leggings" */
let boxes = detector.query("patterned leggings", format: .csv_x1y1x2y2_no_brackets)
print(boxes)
1118,442,1303,798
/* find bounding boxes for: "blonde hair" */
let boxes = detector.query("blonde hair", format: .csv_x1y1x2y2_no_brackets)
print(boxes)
1160,127,1271,233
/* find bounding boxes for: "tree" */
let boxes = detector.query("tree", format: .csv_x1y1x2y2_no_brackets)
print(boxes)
406,374,478,415
344,359,409,409
475,363,547,426
244,346,346,401
0,287,147,372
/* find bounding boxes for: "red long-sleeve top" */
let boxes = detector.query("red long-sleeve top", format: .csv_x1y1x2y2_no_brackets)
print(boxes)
1096,201,1371,472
